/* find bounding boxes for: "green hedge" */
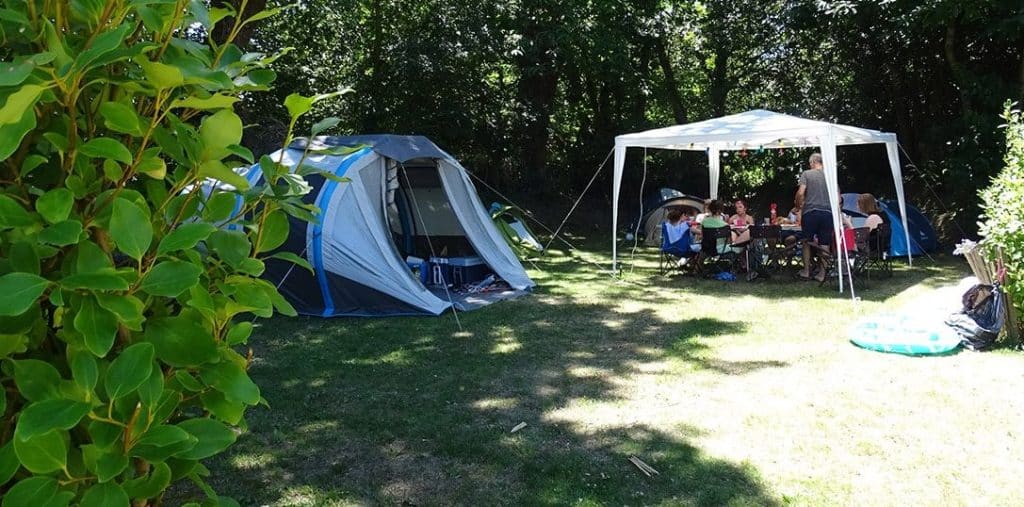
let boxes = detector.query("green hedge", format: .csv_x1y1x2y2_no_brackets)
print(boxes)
979,101,1024,336
0,2,345,505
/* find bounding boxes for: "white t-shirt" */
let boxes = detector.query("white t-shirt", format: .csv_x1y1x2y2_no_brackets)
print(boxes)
865,214,884,230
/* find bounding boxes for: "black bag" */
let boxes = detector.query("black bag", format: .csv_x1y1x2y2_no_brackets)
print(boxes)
945,283,1007,351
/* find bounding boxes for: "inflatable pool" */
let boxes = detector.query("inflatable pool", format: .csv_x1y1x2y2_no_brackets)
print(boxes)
849,313,961,355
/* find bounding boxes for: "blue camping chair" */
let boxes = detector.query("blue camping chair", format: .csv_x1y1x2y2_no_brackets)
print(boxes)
659,221,697,275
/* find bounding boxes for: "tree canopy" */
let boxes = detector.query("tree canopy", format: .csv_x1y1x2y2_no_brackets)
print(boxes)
240,0,1022,234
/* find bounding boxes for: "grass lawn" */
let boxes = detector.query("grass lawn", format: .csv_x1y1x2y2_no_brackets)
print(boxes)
192,241,1024,506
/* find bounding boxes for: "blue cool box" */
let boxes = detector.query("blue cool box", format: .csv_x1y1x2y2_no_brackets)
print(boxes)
423,256,489,286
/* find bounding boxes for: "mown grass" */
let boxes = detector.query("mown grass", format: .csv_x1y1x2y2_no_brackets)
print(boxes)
189,241,1023,506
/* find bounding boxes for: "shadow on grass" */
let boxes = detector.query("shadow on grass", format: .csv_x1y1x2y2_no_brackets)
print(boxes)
177,270,781,505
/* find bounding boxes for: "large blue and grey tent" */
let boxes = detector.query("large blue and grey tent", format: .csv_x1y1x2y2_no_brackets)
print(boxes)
238,135,534,317
841,192,938,256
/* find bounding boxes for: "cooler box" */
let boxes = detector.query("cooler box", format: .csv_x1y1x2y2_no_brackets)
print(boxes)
426,256,490,286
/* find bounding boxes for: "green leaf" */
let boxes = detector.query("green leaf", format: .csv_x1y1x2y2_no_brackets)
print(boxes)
38,219,83,246
170,94,239,110
137,152,166,179
311,117,341,136
73,23,132,71
0,84,45,125
9,242,40,275
0,334,29,358
199,109,243,159
264,250,311,274
0,441,20,486
132,425,197,462
123,462,171,499
0,105,37,161
202,192,238,222
99,101,143,136
144,316,217,367
13,429,66,474
80,137,133,165
20,154,48,177
208,230,250,268
176,418,236,460
200,357,260,405
138,366,164,407
110,198,152,261
61,270,130,291
137,58,184,89
75,297,119,357
96,294,145,330
0,59,35,87
105,342,155,400
283,90,351,121
198,160,250,190
82,445,128,483
225,321,253,346
158,223,217,254
174,370,205,392
14,399,91,440
140,260,203,297
12,359,61,401
0,194,34,228
1,477,59,507
76,241,114,273
256,209,288,252
0,272,49,316
200,390,245,425
70,349,99,391
35,188,74,224
80,482,129,507
88,420,123,451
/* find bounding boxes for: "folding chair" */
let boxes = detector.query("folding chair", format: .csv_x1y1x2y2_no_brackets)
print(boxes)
809,227,867,291
865,222,893,278
747,224,784,278
695,225,738,277
659,222,697,275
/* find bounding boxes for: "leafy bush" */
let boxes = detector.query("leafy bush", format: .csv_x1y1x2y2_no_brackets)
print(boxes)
978,101,1024,334
0,2,338,505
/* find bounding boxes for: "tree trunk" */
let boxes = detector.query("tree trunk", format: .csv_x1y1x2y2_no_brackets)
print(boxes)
655,38,687,124
211,0,267,50
708,46,731,117
943,15,975,117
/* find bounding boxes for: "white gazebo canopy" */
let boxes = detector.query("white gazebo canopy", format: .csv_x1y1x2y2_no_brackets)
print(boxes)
612,109,912,292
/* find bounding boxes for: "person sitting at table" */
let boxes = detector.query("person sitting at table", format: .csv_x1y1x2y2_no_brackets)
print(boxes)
700,200,745,253
777,205,801,225
857,193,887,230
728,199,756,227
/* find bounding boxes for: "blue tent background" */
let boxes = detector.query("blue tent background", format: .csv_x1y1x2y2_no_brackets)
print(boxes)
840,193,938,257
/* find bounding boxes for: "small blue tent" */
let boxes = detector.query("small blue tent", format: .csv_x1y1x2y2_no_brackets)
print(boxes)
841,193,938,256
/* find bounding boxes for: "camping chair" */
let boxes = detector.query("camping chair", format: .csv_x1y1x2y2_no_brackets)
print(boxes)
659,222,697,275
695,225,738,277
865,222,893,278
747,224,785,278
808,227,867,291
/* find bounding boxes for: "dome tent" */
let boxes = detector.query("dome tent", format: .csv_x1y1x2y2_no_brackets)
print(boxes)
629,188,704,247
840,192,938,256
240,135,534,317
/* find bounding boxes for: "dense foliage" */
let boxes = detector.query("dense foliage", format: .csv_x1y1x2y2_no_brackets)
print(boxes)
241,0,1022,235
0,1,338,505
979,102,1024,333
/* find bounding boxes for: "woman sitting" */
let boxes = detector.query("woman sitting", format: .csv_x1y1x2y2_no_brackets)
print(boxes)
857,193,887,230
662,209,698,260
728,199,756,227
699,200,742,254
858,193,890,253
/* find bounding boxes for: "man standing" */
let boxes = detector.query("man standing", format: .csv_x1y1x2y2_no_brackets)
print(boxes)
794,153,833,281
